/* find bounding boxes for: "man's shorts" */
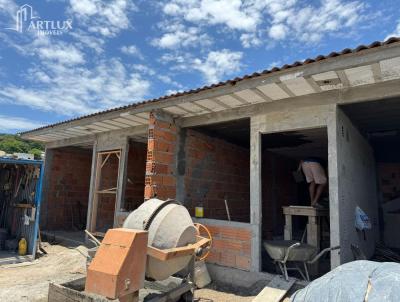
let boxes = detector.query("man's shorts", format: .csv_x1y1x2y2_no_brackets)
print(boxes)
301,162,327,184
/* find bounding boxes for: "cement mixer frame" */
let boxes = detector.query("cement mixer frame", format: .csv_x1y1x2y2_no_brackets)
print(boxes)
48,225,212,302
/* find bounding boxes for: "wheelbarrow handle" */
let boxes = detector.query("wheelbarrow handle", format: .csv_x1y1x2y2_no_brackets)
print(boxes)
308,245,340,264
283,242,301,263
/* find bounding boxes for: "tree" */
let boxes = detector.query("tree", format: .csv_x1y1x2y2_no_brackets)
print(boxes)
0,134,44,155
29,148,43,159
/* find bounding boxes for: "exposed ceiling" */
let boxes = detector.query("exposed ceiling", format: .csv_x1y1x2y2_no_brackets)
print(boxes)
262,128,328,160
192,119,250,148
341,97,400,135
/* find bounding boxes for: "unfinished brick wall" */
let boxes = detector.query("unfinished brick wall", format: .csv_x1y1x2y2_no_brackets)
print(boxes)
262,150,298,239
377,162,400,202
42,147,92,230
145,111,178,200
123,141,147,211
202,222,252,271
183,130,250,222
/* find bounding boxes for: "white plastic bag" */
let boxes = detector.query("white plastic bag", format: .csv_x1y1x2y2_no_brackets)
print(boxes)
355,206,371,231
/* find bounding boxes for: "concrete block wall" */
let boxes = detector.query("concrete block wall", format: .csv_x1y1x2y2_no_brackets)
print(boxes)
182,129,250,222
122,141,147,211
195,219,252,271
145,111,178,200
42,147,92,230
336,108,379,262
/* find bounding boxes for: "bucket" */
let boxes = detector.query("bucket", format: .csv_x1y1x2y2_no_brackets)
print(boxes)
194,260,211,288
0,228,7,250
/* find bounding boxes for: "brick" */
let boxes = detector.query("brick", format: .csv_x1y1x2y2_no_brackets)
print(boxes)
206,250,221,264
42,147,92,230
213,238,243,252
220,252,236,267
235,255,251,271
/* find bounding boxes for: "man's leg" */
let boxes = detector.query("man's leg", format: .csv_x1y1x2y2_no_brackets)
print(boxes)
312,183,326,205
308,181,316,205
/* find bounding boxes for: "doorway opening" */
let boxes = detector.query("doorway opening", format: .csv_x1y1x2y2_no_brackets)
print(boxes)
261,127,331,278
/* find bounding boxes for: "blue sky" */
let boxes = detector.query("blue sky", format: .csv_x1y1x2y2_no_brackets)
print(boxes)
0,0,399,134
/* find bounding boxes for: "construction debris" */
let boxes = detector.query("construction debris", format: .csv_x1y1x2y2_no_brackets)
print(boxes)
252,275,294,302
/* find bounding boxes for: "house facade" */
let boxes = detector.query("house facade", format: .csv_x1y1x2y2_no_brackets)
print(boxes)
21,38,400,273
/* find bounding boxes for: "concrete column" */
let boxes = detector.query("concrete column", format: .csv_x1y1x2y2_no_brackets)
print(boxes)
327,106,341,268
40,147,54,229
250,117,262,272
85,141,98,233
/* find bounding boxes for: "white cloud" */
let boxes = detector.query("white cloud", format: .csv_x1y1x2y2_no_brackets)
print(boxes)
37,43,85,65
0,0,17,17
162,0,260,32
121,45,143,59
268,24,287,40
240,33,262,48
192,49,243,83
386,20,400,40
68,0,136,37
69,30,105,54
152,26,211,49
157,74,184,89
0,115,44,132
0,57,151,116
266,0,365,43
159,0,367,47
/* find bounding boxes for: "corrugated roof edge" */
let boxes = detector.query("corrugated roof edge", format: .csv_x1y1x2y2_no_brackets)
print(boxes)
20,37,400,136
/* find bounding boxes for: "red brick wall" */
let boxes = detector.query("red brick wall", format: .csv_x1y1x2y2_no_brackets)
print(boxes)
42,147,92,230
202,222,252,271
184,130,250,222
262,151,298,239
123,141,147,211
145,112,178,200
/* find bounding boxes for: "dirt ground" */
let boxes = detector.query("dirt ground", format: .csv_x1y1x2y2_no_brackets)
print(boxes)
0,242,259,302
0,243,87,302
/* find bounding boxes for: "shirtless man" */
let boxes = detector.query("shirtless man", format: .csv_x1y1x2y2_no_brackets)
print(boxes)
298,158,327,207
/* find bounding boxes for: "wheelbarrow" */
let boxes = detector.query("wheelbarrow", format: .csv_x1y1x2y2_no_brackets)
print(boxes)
263,240,340,281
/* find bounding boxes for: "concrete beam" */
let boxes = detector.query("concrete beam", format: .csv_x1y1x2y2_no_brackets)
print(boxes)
180,79,400,128
46,125,148,150
46,135,96,149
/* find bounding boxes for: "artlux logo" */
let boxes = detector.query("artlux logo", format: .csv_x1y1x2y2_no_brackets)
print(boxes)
6,4,72,36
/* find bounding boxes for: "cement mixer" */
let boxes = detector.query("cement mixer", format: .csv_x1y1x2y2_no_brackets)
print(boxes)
48,199,212,302
122,198,199,281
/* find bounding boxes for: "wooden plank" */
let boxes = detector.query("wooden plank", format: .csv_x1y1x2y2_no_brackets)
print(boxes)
147,237,210,261
284,215,292,240
90,153,102,232
282,206,328,217
252,275,295,302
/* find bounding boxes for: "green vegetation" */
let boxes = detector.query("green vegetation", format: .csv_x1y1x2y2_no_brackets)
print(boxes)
0,134,44,159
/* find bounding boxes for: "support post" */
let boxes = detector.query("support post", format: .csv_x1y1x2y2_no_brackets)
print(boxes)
284,215,293,240
250,117,262,272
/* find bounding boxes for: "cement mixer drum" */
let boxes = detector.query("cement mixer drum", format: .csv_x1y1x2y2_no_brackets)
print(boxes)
123,198,197,280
